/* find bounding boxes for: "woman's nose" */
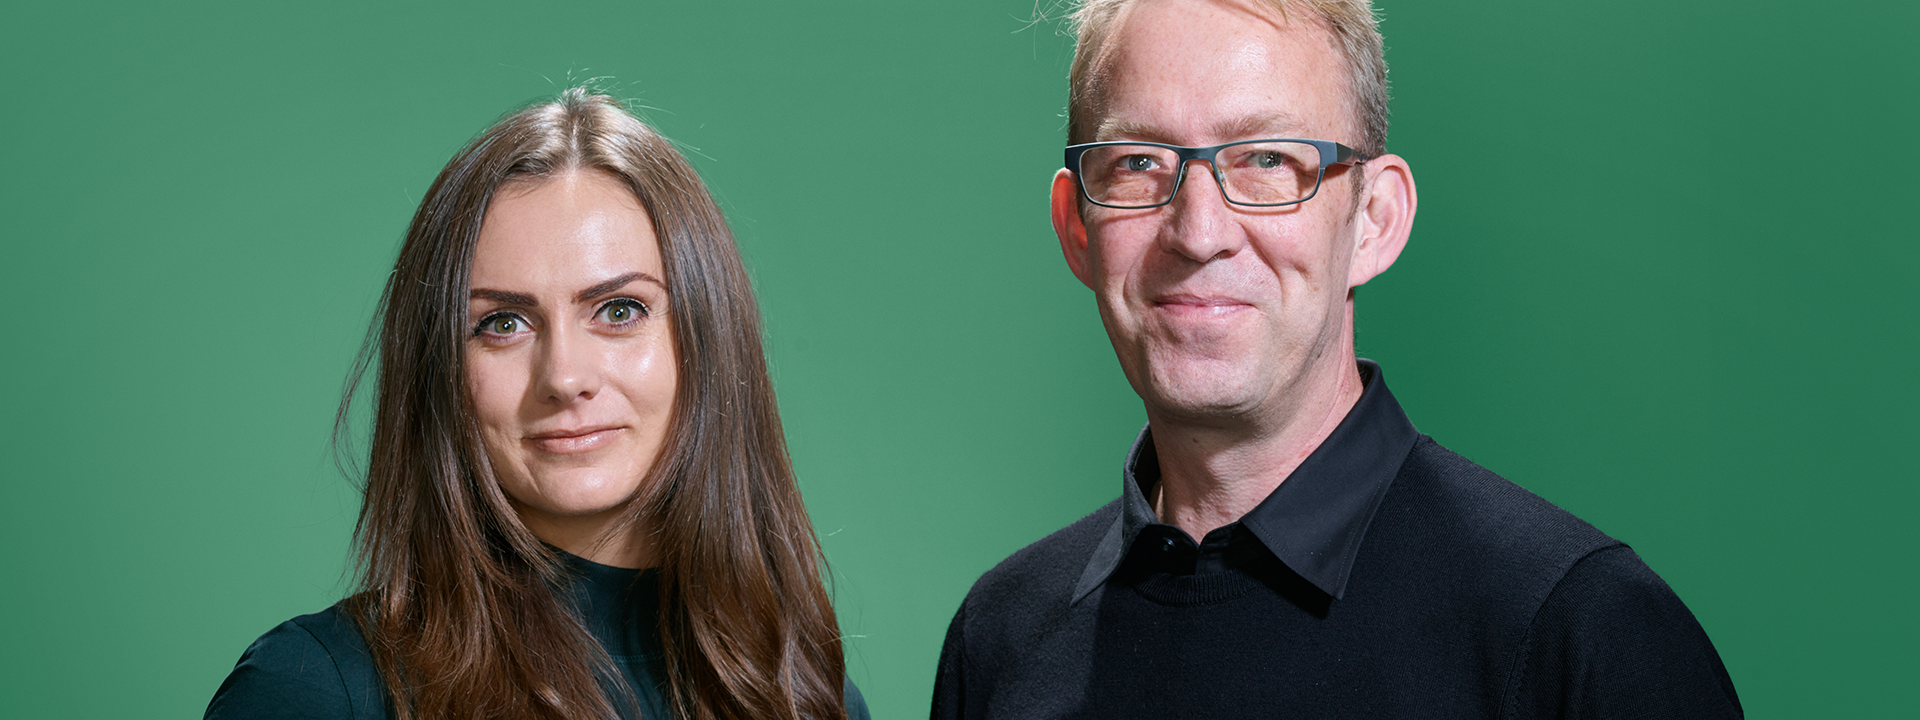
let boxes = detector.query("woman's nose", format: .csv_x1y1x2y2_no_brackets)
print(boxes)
536,325,602,403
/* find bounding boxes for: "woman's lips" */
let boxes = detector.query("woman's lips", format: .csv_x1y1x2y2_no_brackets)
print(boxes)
527,426,625,454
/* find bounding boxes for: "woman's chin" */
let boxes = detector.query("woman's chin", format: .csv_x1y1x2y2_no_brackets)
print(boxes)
507,478,644,525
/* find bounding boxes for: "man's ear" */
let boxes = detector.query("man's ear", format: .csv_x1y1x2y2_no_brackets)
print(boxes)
1052,168,1097,289
1347,153,1417,289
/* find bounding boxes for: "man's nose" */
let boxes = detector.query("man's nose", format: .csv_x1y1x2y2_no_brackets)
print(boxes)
1159,159,1242,263
536,324,602,404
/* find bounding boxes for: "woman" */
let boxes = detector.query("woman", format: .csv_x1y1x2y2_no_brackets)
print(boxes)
206,88,867,720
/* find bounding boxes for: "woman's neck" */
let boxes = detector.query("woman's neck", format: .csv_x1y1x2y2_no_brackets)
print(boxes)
515,501,656,569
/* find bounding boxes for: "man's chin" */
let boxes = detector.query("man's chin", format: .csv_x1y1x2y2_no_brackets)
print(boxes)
1139,373,1269,425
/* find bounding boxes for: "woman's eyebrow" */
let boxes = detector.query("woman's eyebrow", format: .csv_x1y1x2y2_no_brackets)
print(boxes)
575,272,663,303
471,288,537,306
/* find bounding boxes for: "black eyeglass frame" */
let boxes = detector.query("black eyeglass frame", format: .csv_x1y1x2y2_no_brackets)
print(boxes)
1064,138,1371,209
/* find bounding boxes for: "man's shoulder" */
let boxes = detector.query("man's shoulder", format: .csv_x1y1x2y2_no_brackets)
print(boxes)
1392,435,1618,555
1357,435,1627,615
960,498,1120,619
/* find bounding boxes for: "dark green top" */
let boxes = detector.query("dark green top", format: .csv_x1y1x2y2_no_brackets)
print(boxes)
205,553,869,720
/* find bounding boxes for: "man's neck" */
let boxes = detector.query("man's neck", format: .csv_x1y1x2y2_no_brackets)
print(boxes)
1147,355,1365,541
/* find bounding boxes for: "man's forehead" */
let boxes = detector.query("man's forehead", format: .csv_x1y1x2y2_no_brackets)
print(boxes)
1086,0,1350,144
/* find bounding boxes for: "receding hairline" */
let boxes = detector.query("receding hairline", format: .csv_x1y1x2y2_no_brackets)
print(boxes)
1078,0,1355,140
1067,0,1389,158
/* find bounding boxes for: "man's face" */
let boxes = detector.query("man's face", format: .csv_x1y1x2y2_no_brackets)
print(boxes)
1054,0,1405,430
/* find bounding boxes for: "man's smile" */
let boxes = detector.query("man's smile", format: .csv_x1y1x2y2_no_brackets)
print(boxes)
1149,292,1257,319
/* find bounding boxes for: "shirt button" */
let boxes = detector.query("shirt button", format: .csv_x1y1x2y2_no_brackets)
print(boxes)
1160,537,1177,552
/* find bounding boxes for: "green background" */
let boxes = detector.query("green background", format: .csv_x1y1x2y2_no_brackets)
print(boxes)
2,1,1913,717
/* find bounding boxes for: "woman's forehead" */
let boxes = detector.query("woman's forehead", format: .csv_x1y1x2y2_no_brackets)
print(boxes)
472,173,664,294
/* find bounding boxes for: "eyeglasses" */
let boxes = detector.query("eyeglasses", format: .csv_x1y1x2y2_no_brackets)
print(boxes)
1064,139,1369,209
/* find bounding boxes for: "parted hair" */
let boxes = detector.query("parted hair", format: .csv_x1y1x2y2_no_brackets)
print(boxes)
337,87,848,720
1066,0,1390,158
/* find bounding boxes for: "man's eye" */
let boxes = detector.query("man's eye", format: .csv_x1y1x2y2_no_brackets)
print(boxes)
1235,150,1298,170
1122,155,1160,172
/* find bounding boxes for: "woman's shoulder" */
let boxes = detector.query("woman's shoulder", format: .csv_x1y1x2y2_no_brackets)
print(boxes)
204,601,390,720
843,677,872,720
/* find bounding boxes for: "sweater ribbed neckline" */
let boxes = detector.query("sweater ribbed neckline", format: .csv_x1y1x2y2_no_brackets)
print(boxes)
1123,566,1270,607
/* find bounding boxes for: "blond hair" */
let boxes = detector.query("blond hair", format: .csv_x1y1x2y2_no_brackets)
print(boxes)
1066,0,1389,157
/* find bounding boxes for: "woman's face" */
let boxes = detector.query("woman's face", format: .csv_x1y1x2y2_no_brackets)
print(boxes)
465,171,677,562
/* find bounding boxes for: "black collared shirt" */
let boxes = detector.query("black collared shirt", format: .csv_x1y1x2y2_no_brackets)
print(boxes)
1077,360,1415,602
933,360,1741,719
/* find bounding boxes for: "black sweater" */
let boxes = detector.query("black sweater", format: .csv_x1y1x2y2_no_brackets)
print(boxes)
933,364,1740,718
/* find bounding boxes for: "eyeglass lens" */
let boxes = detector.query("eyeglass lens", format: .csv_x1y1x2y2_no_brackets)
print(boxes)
1078,141,1325,207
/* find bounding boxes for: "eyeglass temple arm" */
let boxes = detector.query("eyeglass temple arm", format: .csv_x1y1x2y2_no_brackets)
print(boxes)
1333,142,1371,166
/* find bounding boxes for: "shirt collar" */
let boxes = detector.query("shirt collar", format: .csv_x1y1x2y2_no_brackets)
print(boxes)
1073,359,1418,603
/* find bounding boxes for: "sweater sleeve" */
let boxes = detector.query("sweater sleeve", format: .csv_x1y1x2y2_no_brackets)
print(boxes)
204,617,357,720
929,601,968,720
1509,544,1743,719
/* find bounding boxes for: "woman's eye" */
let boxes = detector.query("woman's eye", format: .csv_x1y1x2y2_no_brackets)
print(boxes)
473,314,529,338
599,299,649,325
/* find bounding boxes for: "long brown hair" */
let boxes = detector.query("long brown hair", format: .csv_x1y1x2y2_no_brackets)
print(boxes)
336,88,847,720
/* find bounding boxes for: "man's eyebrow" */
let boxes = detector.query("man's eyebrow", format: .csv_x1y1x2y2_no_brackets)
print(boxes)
1217,111,1308,140
1094,112,1310,144
575,272,663,304
1095,118,1173,143
471,288,537,306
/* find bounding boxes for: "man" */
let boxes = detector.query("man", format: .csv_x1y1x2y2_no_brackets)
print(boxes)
931,0,1742,717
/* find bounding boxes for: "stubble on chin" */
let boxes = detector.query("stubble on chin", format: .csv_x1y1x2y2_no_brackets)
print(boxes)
1133,340,1269,423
